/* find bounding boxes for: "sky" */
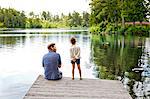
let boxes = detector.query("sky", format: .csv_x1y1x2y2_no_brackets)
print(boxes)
0,0,90,15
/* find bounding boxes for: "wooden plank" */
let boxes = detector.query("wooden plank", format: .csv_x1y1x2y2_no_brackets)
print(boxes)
24,75,132,99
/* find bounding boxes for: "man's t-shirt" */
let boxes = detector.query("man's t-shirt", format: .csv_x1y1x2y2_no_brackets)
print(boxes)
42,51,62,80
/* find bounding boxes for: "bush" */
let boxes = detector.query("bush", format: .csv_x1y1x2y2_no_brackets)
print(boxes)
90,25,100,34
105,23,114,33
125,25,150,36
0,22,4,28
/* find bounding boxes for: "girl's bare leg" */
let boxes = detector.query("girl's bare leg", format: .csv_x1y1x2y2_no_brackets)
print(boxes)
72,64,75,80
77,64,82,80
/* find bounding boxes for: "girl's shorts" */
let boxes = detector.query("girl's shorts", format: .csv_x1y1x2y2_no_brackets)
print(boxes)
71,59,80,64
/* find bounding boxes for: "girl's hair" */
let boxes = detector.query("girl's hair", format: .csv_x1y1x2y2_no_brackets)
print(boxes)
70,37,76,45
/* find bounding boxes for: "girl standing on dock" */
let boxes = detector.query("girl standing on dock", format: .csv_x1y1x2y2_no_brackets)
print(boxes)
70,37,82,80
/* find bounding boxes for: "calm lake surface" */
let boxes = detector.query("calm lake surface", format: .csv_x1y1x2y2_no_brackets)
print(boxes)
0,29,150,99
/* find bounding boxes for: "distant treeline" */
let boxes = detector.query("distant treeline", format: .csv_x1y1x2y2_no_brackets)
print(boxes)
90,0,150,34
0,7,89,28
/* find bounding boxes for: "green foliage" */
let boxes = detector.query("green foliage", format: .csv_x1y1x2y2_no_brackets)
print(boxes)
125,25,150,35
89,25,100,34
89,0,149,34
105,23,114,33
26,18,42,28
82,12,90,27
67,11,82,27
0,22,4,27
0,7,90,29
0,8,26,28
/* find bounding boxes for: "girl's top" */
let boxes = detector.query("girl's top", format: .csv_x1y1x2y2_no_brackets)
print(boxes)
70,45,80,60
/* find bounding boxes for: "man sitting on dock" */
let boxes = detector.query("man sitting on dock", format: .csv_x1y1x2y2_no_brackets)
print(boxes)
42,43,62,80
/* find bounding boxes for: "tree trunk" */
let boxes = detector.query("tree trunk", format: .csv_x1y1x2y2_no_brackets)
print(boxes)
122,16,125,29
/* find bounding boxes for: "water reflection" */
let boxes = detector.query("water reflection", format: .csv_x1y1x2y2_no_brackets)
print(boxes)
0,32,95,99
91,34,150,99
0,36,26,49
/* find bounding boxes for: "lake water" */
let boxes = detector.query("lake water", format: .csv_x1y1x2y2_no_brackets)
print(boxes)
0,30,150,99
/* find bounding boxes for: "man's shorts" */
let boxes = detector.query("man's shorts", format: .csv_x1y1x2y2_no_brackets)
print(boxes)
71,59,80,65
57,71,62,80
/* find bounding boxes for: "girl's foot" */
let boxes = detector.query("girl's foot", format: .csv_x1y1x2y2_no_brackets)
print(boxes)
72,78,74,80
80,78,82,80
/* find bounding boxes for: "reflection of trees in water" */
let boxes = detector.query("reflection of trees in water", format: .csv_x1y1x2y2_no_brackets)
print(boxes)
91,34,150,98
92,34,144,79
0,36,26,48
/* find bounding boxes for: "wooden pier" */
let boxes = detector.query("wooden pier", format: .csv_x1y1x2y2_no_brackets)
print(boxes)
24,75,132,99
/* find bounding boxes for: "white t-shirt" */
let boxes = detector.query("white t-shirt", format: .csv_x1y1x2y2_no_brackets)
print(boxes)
70,45,80,60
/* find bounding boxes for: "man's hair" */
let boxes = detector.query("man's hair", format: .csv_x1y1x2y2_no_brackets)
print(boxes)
70,37,76,45
47,43,55,50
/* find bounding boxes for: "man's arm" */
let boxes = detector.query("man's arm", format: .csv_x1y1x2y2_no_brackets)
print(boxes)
58,54,61,68
42,57,44,67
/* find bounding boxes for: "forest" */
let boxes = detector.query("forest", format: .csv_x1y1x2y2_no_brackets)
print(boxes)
0,7,89,28
89,0,150,34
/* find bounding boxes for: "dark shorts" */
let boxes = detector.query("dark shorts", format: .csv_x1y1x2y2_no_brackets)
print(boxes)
57,71,62,80
45,71,62,80
71,59,80,64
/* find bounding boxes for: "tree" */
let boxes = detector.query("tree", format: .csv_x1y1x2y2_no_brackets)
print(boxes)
42,11,47,20
71,11,82,27
90,0,149,32
29,11,34,18
0,8,26,28
82,11,90,27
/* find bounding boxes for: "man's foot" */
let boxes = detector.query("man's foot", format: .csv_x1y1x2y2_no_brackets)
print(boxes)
72,78,74,80
80,78,82,80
